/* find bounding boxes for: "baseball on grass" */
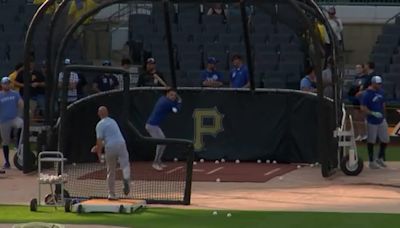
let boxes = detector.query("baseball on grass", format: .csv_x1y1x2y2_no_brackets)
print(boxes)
200,158,205,163
227,213,232,217
212,211,218,215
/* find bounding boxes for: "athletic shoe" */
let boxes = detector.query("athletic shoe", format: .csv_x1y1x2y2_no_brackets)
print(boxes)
369,161,381,169
3,163,10,169
123,179,130,196
355,135,361,141
159,162,167,168
152,163,163,171
108,194,118,200
376,159,387,168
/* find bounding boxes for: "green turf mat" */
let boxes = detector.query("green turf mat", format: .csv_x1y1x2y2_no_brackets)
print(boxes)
0,205,400,228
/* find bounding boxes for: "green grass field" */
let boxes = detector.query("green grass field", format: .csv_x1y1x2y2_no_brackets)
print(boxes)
0,206,399,228
357,144,400,161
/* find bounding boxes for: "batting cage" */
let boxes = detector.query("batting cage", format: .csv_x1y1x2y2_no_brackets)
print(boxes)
21,0,344,205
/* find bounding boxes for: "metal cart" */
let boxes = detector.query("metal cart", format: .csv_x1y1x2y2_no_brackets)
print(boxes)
30,151,67,211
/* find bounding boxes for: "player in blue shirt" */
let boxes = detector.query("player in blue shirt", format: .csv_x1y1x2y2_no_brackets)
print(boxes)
230,54,249,88
92,106,130,200
300,66,317,92
201,57,224,87
360,76,389,169
146,88,182,171
0,77,23,171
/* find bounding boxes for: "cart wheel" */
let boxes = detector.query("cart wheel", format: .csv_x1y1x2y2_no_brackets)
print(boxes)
13,153,23,171
64,199,72,212
77,204,83,214
119,205,124,213
30,198,38,212
45,194,56,205
340,155,364,176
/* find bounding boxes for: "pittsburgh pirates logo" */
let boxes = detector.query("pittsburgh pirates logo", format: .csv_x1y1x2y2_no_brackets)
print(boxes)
192,107,224,151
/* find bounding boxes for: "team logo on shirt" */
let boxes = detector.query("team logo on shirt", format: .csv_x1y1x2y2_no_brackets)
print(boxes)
193,107,224,151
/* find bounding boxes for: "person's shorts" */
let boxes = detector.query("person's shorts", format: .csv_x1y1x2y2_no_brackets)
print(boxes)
0,117,23,145
367,119,390,144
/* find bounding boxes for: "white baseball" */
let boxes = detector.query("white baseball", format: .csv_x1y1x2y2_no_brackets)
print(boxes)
235,160,240,164
221,158,225,163
213,211,218,215
257,159,261,163
215,160,219,164
227,213,232,217
216,178,220,182
200,159,204,163
172,107,178,113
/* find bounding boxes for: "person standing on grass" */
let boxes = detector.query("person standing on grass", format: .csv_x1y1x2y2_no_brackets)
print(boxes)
360,76,389,169
146,88,182,171
92,106,131,200
0,77,23,171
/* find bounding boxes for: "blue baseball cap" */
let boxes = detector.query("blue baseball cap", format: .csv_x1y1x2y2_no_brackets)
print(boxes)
371,76,382,84
102,60,111,66
207,57,218,64
1,77,11,84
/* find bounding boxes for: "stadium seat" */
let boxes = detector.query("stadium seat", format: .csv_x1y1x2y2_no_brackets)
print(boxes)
370,53,392,64
383,81,396,101
382,24,400,35
389,64,400,73
375,63,387,74
377,34,399,45
372,44,396,54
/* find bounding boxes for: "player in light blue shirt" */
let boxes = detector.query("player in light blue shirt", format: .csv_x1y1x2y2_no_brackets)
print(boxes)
0,77,23,170
300,66,317,92
92,106,130,200
230,54,249,88
146,88,182,171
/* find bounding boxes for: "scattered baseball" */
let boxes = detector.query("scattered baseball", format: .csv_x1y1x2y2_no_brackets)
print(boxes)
310,164,315,168
215,160,220,164
272,160,277,164
297,165,301,169
278,176,284,180
221,158,226,163
72,163,76,166
200,158,204,163
227,213,232,217
216,178,221,182
315,162,319,166
235,159,240,164
257,159,261,163
193,161,197,165
266,160,270,163
174,158,178,162
213,211,218,215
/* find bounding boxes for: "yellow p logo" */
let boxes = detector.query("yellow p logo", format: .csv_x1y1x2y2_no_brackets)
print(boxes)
193,107,224,151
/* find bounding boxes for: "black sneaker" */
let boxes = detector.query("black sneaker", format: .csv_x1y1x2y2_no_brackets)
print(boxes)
123,179,130,196
3,163,10,169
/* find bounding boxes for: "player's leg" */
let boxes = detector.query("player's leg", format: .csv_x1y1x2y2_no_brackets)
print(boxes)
105,150,118,200
367,123,379,169
0,121,12,168
145,124,166,170
117,143,131,195
376,120,390,167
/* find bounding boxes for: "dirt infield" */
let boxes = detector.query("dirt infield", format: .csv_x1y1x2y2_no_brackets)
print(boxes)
77,161,296,182
1,150,400,214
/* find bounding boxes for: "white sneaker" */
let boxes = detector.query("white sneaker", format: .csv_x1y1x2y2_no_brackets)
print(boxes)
160,162,167,168
108,194,118,200
361,135,368,141
355,135,361,141
376,159,387,168
152,163,163,171
369,161,381,169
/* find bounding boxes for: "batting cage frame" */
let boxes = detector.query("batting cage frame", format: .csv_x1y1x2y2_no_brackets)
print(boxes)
22,0,343,188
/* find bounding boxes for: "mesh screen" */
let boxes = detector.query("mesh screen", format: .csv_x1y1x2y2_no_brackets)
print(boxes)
64,144,191,204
